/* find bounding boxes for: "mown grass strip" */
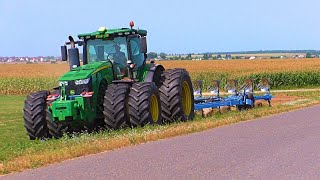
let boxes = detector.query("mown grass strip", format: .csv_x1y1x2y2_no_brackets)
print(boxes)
0,91,319,174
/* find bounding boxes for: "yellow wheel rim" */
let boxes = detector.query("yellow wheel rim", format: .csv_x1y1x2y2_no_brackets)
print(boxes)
182,81,192,116
150,94,159,122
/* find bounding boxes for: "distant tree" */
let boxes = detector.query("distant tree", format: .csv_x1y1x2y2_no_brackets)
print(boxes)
147,52,158,59
225,54,232,59
217,54,222,59
203,53,209,60
186,54,192,60
306,53,312,58
159,53,167,60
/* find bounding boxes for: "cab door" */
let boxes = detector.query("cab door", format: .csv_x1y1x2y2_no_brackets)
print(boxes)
128,36,147,80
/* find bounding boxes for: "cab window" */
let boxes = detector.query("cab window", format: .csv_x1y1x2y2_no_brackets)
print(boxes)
129,37,144,68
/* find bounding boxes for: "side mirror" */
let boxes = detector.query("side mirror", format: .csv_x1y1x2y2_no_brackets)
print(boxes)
61,45,67,61
140,37,147,53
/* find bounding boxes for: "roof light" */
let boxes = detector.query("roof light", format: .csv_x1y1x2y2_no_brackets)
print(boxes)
98,27,107,34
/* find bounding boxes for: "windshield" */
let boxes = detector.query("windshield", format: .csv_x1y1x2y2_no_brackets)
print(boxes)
87,37,128,63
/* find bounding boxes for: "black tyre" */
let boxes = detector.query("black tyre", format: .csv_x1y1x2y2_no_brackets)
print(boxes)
128,82,162,127
46,107,68,139
159,68,194,122
103,83,130,129
45,89,68,139
95,80,108,129
23,91,50,140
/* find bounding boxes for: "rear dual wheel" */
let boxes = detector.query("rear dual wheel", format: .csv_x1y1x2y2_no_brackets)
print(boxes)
159,68,194,123
128,82,162,127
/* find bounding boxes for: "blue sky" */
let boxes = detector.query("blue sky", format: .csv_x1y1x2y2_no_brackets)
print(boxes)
0,0,319,56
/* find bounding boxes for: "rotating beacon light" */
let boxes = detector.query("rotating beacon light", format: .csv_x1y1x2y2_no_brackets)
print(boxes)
130,21,135,29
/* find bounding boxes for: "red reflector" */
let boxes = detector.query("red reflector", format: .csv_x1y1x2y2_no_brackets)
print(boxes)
81,92,94,96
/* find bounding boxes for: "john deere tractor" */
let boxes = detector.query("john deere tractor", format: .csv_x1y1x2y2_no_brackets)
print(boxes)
23,22,194,139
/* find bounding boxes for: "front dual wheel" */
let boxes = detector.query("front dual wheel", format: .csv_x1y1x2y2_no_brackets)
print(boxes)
23,90,67,140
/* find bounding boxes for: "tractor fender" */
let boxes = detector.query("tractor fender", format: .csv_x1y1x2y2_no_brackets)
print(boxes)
144,64,165,85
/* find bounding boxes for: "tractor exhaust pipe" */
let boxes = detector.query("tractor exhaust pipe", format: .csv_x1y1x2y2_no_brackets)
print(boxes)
69,36,76,48
68,36,80,70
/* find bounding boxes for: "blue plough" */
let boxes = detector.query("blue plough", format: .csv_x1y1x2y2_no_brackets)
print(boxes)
193,78,273,112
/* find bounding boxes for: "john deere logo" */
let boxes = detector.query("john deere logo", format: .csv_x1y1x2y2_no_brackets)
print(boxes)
70,90,75,95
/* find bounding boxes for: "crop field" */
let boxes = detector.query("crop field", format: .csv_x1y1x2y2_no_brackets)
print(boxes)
158,58,320,89
0,58,319,95
168,53,306,59
0,58,319,174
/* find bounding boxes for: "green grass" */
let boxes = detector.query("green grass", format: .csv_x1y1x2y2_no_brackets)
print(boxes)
0,96,33,162
0,91,319,174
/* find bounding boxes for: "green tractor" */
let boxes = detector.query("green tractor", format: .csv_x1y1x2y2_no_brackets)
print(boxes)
23,22,194,140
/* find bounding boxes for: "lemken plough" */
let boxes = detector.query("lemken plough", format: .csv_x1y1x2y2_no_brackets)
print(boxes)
193,78,273,112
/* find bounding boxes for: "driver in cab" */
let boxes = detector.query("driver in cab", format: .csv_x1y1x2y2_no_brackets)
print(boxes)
113,44,127,67
112,44,127,76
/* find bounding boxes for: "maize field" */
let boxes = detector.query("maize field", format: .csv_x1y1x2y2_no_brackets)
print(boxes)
0,58,319,95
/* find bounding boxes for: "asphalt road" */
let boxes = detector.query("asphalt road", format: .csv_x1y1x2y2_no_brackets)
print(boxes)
2,105,320,179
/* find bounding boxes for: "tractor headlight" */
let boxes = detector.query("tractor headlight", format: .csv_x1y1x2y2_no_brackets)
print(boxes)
74,77,90,85
59,81,68,86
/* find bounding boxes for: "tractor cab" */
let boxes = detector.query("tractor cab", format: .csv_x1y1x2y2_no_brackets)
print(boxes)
61,21,148,80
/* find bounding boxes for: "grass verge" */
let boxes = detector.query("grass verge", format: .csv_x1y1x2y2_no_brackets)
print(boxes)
0,91,319,174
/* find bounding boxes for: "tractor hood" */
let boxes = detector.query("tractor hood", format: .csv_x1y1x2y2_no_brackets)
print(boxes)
59,61,112,81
